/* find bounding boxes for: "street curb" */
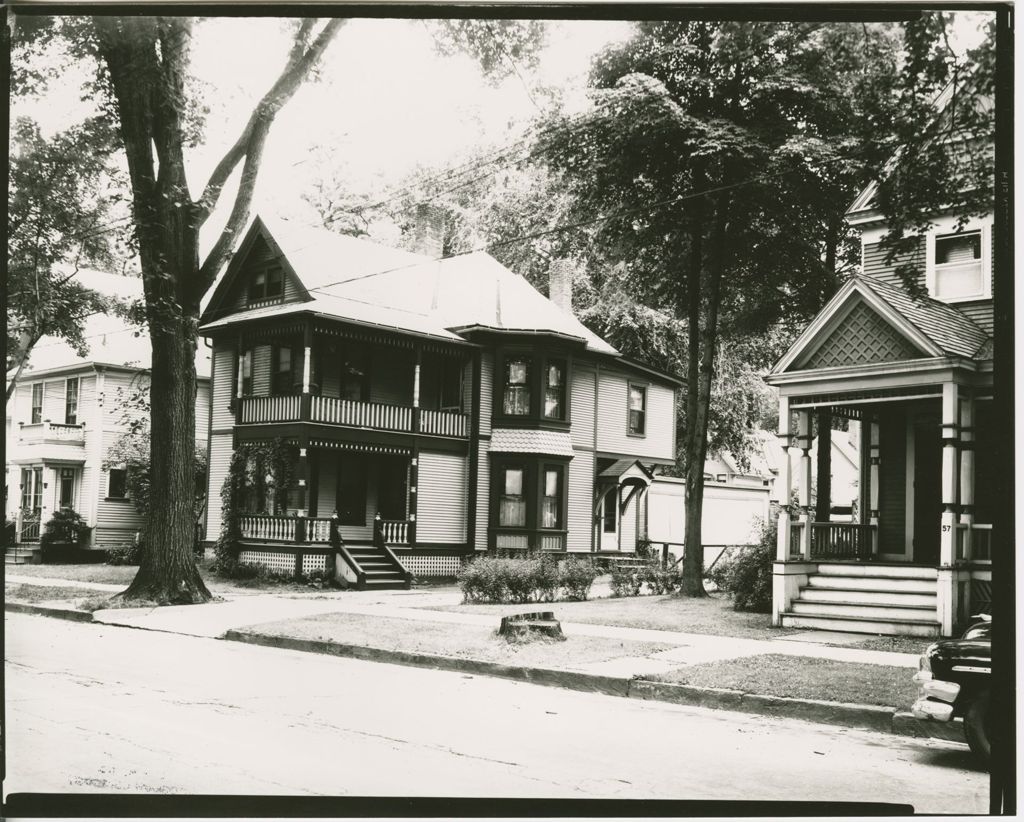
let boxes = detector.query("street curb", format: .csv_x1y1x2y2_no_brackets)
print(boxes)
223,628,910,736
5,602,94,622
224,629,630,696
892,710,967,743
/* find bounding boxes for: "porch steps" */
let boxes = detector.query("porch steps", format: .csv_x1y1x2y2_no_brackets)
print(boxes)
5,547,36,565
782,564,940,638
346,546,411,590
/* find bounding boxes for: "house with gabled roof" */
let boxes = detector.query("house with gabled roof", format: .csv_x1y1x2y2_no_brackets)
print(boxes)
198,213,682,586
765,130,994,637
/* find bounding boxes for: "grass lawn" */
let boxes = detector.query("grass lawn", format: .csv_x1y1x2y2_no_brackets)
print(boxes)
6,583,106,604
650,654,919,708
246,612,673,667
417,592,800,641
855,635,931,655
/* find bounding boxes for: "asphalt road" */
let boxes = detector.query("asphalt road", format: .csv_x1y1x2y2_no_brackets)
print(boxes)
4,612,988,812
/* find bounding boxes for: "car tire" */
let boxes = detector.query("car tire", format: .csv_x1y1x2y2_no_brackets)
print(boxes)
964,690,991,766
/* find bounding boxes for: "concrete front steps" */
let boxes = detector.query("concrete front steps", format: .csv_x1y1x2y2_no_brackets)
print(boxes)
5,547,37,565
782,562,940,638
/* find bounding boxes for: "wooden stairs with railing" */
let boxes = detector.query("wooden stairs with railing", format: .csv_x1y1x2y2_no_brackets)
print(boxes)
343,543,411,591
781,563,941,637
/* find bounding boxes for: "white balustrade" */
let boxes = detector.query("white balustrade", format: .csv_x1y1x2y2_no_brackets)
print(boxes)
307,518,333,543
420,409,469,437
240,395,301,423
379,519,409,544
19,421,85,444
239,515,296,542
310,396,412,431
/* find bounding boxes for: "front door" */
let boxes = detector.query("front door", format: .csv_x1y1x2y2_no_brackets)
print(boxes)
599,486,618,551
912,416,942,564
377,457,408,521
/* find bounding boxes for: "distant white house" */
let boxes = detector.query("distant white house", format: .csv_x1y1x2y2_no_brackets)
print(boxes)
6,269,211,557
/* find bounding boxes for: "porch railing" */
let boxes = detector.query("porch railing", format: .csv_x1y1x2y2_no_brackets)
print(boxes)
789,521,804,558
239,514,296,542
240,395,301,423
19,420,86,444
17,511,41,543
810,522,873,559
379,519,410,545
956,523,992,562
310,396,413,432
420,408,469,438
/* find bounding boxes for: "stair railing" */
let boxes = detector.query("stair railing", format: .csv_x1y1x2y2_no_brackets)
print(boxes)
373,514,412,588
328,516,366,589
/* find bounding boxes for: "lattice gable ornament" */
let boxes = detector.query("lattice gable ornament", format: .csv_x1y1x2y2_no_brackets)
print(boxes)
796,299,928,370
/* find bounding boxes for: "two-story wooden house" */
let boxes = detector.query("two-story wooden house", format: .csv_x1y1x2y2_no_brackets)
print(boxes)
198,215,681,584
6,269,211,560
765,142,994,636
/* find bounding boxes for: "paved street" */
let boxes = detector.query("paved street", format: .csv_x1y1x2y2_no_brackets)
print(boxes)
5,612,987,812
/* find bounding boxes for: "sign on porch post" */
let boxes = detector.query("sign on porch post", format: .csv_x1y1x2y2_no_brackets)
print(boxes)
939,382,960,567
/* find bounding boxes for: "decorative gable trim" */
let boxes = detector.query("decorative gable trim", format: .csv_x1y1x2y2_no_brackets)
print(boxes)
773,280,942,375
199,217,310,324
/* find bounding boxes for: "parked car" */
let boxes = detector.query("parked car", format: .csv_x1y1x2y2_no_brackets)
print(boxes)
911,614,991,764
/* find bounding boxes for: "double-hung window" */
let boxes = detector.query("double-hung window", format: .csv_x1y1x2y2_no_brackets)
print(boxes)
628,384,647,435
108,468,129,499
65,377,79,425
503,358,531,416
240,350,254,396
926,224,990,302
544,360,566,420
31,383,43,424
541,467,563,529
248,264,284,304
272,346,295,395
499,467,527,527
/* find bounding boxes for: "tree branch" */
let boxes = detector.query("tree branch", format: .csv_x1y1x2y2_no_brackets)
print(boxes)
193,18,345,226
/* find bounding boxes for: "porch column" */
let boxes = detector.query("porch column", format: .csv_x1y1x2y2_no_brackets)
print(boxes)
958,392,975,559
409,344,422,546
869,419,880,556
814,408,832,523
775,395,793,561
300,322,313,422
939,382,959,567
295,436,309,521
797,409,813,559
235,338,245,424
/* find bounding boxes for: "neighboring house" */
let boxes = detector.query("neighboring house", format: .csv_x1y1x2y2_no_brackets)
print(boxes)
764,122,994,637
6,270,211,557
197,214,681,584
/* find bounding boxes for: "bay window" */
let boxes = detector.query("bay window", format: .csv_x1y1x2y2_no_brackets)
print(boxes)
503,357,531,416
495,348,572,426
544,360,566,420
499,467,526,527
491,457,570,549
541,467,563,529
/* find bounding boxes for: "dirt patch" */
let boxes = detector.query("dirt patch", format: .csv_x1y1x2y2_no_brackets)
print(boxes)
242,611,673,666
6,583,106,604
416,593,799,641
649,654,919,708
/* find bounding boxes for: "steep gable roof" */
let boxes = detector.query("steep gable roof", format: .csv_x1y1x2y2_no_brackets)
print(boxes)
201,215,620,356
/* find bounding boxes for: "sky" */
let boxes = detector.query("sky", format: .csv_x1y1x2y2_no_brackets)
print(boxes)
11,11,993,262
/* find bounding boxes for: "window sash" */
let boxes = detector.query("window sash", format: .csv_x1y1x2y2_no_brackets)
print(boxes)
65,378,79,424
31,384,43,424
628,386,646,434
108,469,128,499
541,468,562,529
499,497,527,527
59,468,75,509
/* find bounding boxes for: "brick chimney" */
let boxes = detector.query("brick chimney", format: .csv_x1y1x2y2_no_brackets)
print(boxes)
548,258,574,315
408,203,445,259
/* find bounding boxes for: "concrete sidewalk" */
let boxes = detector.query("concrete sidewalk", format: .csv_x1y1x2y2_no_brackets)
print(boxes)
6,573,918,670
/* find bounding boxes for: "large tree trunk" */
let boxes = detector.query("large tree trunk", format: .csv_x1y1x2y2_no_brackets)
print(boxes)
121,313,211,603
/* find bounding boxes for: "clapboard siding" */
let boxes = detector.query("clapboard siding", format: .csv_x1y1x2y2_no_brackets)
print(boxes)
566,449,594,553
417,451,467,543
478,354,493,436
878,409,907,555
204,432,235,540
595,371,675,460
475,439,490,551
42,379,67,422
252,345,272,395
211,345,236,430
956,300,993,337
195,381,210,446
620,491,638,553
571,367,596,449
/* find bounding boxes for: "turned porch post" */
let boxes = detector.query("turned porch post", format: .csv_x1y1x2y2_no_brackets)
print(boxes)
939,382,960,567
958,391,975,559
797,409,814,559
869,418,880,556
300,322,313,421
775,396,793,561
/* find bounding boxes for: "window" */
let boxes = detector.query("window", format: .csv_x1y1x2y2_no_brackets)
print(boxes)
499,467,526,527
247,264,284,303
544,360,566,420
108,468,128,499
238,350,253,396
272,346,295,395
336,453,367,525
65,377,79,425
628,384,647,435
439,360,462,411
928,227,989,301
59,468,75,509
503,358,531,416
20,467,43,513
31,383,43,424
541,467,563,529
340,345,370,402
602,487,617,534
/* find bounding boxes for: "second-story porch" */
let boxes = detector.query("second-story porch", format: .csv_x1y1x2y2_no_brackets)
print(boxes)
222,317,473,440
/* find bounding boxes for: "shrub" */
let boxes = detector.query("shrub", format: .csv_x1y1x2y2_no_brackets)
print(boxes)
534,557,560,602
558,556,598,601
609,566,642,597
459,557,509,603
106,541,142,566
505,558,540,603
710,520,775,613
39,509,91,547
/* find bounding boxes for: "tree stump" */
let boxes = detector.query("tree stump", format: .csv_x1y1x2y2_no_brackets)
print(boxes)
498,611,565,642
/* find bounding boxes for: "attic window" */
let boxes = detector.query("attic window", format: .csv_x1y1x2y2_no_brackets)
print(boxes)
248,264,284,304
928,228,988,302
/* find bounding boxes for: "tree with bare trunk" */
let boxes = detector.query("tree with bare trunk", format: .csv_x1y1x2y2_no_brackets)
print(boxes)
12,15,344,603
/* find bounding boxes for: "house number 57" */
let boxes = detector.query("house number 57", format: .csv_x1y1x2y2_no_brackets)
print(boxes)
941,525,952,532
